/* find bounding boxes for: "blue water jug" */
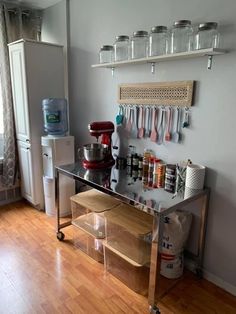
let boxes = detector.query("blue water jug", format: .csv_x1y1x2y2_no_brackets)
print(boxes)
42,98,68,136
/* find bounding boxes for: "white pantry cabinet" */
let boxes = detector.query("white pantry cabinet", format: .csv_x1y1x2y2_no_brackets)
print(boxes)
17,141,35,204
8,39,65,209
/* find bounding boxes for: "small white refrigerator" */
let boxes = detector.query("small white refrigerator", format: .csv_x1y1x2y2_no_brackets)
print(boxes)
41,135,75,216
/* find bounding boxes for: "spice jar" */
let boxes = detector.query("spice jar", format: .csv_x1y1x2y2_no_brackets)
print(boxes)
114,35,129,61
99,45,114,63
148,158,154,187
132,153,139,171
153,158,160,188
130,31,148,59
164,164,176,193
170,20,193,53
157,163,166,188
195,22,220,50
149,26,168,56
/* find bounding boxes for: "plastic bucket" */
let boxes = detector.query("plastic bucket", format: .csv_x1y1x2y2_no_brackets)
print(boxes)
42,98,68,136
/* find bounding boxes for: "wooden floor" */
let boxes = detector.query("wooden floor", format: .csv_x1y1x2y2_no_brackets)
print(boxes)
0,201,236,314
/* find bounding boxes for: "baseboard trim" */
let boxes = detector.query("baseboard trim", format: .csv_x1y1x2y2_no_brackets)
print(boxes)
185,258,236,296
0,196,22,206
203,270,236,296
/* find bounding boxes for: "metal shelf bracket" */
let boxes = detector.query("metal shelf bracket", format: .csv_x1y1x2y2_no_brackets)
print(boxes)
111,67,115,77
207,55,213,70
151,62,156,74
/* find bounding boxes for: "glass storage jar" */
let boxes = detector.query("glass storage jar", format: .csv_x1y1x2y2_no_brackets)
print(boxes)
170,20,193,53
99,45,114,63
114,35,129,61
195,22,220,50
130,31,148,59
149,26,168,56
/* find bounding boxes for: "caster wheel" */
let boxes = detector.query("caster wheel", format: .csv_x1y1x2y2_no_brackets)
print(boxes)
57,231,65,241
149,305,161,314
196,268,203,278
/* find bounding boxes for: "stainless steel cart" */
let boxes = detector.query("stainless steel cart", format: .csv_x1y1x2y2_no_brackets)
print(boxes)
55,162,209,314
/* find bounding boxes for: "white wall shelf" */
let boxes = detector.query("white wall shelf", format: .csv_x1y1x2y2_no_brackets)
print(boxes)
91,48,226,73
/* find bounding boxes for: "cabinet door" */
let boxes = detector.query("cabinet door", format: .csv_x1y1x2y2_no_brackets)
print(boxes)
17,141,35,204
9,44,30,143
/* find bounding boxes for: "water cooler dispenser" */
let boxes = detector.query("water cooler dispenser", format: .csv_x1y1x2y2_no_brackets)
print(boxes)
41,98,75,216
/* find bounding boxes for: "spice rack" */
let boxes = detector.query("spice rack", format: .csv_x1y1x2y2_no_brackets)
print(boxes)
91,48,226,74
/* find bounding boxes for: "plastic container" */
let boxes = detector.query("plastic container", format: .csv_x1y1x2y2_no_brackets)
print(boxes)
104,243,150,295
73,225,104,263
70,189,121,218
130,31,148,59
170,20,193,53
70,189,121,262
105,203,153,265
195,22,220,50
114,35,129,61
99,45,114,63
42,98,68,136
149,26,168,56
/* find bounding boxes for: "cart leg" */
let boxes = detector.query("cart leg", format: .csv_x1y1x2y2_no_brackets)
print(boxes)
148,213,164,313
149,305,161,314
196,190,210,276
55,169,65,241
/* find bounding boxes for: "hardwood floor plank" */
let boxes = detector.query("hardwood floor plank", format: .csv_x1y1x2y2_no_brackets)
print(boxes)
0,201,236,314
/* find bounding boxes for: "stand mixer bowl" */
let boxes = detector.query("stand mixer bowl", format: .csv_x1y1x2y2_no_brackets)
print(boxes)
82,143,108,162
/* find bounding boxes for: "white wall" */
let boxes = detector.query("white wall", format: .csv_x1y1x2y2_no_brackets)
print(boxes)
41,0,69,98
68,0,236,291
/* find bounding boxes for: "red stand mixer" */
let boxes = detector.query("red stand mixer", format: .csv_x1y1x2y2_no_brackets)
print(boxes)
83,121,115,169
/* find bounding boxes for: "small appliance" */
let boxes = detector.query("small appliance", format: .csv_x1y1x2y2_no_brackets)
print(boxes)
83,121,115,169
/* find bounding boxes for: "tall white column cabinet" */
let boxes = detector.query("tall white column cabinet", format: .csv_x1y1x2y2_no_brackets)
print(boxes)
8,39,65,209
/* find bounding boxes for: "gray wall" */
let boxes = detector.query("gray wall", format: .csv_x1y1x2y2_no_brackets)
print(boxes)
68,0,236,291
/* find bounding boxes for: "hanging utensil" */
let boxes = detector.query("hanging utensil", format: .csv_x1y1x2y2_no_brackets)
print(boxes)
182,107,190,128
172,107,181,143
130,107,138,138
148,106,152,137
135,106,139,136
144,107,151,138
116,105,124,125
165,107,172,142
150,107,158,142
138,106,145,139
126,106,132,135
157,107,165,145
123,106,127,127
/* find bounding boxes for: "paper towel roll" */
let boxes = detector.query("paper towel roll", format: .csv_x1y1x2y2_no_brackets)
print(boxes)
185,164,206,190
184,187,202,199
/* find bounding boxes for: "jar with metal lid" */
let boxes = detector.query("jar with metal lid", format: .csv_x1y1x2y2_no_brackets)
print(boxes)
130,30,148,59
99,45,114,63
170,20,193,53
195,22,220,50
114,35,129,61
149,26,168,56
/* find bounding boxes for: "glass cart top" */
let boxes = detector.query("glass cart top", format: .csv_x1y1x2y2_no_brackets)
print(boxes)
56,162,206,216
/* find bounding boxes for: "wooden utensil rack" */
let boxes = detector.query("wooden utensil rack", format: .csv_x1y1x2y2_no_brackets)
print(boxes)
117,81,194,107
